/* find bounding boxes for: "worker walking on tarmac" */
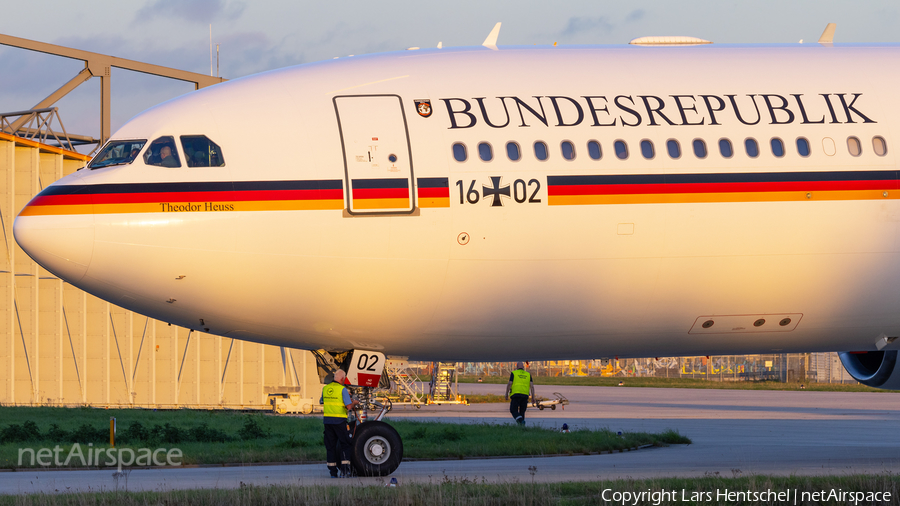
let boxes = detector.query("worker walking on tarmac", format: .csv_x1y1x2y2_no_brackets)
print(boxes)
505,362,536,426
320,369,359,477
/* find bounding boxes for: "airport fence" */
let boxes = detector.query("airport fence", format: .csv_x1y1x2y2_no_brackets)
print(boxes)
427,353,855,384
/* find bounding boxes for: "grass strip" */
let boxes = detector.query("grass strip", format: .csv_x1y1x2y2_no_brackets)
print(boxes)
0,406,688,468
464,394,514,403
458,375,891,392
1,474,897,505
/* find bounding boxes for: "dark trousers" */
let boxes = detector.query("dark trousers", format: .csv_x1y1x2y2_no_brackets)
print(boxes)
323,422,352,475
509,394,529,422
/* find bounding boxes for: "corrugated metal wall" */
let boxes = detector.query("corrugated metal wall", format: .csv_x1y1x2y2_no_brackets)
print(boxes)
0,133,320,408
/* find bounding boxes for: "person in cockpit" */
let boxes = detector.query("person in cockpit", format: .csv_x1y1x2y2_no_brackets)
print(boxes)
158,145,179,167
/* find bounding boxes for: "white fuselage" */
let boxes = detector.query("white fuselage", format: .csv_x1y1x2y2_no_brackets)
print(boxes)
14,43,900,361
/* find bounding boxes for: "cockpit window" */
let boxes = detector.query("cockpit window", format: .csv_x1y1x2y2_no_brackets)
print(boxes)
181,135,225,167
88,140,147,169
144,136,181,168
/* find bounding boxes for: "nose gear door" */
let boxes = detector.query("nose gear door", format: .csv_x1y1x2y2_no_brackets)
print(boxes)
334,95,415,215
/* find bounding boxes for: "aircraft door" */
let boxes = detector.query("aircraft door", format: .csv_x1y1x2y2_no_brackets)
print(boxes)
334,95,415,215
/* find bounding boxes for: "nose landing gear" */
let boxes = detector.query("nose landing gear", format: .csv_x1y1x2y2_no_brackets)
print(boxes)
351,420,403,476
314,349,404,476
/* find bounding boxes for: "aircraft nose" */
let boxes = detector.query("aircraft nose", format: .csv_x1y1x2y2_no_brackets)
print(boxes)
14,201,94,283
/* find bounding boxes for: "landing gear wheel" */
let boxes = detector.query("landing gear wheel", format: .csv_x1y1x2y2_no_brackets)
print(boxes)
551,405,556,410
351,421,403,476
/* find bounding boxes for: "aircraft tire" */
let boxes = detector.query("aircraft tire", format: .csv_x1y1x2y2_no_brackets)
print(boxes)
351,421,403,476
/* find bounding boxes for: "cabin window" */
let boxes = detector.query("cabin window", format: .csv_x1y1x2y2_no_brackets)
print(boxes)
745,138,759,158
534,141,549,161
506,142,521,161
692,139,707,159
587,140,602,160
847,137,862,156
452,143,467,162
771,138,785,158
796,137,811,157
561,141,576,160
666,139,680,159
478,142,493,161
88,139,147,169
613,140,628,160
144,136,181,168
640,140,654,159
180,135,225,167
873,136,888,156
718,138,733,158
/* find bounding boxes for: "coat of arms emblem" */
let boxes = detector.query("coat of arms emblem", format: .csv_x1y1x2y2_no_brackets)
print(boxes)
414,99,432,117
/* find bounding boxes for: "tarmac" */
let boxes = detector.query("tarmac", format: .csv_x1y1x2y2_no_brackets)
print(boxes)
1,383,899,494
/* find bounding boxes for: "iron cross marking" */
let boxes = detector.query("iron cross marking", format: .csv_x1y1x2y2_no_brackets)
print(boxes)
482,176,510,207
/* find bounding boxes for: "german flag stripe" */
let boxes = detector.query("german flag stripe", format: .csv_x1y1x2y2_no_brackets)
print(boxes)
416,177,449,208
21,179,346,216
548,170,900,186
547,170,900,205
417,187,449,198
417,177,449,189
418,197,450,208
19,199,345,216
549,190,900,206
351,178,409,189
350,178,411,209
353,198,410,210
38,180,343,195
352,188,410,199
549,180,900,196
30,189,344,206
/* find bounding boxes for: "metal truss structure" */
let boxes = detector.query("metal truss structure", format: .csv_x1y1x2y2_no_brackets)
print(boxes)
0,33,225,152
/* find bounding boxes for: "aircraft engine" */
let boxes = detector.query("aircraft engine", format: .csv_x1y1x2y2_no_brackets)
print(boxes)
838,350,900,389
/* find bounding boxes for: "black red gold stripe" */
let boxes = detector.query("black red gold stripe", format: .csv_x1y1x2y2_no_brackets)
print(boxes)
350,178,410,210
20,180,344,216
547,170,900,205
417,177,450,208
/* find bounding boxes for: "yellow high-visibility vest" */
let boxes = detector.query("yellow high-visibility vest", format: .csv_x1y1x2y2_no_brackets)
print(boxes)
322,382,348,419
510,369,531,396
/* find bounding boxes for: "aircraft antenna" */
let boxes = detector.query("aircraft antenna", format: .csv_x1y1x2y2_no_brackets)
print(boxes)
482,22,501,50
818,23,836,44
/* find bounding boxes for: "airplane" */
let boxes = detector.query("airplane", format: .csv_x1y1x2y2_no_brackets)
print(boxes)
13,23,900,475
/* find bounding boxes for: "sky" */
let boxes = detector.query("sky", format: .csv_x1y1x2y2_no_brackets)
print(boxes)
1,0,899,149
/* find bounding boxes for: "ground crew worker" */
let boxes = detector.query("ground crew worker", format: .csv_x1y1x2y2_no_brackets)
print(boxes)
320,369,358,477
505,362,536,425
